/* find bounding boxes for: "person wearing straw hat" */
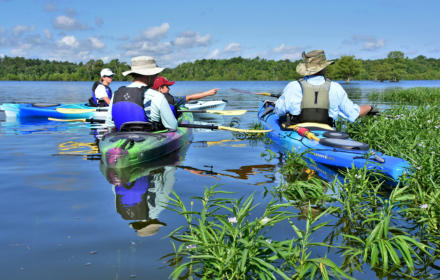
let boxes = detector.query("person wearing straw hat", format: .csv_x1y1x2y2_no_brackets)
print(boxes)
89,68,114,107
275,50,376,126
105,56,177,131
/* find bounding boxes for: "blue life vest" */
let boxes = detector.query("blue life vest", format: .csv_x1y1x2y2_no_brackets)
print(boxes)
115,176,150,220
112,86,149,130
163,92,185,118
90,81,113,107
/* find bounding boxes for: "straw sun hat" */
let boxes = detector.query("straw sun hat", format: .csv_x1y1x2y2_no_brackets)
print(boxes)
122,56,164,76
296,50,334,76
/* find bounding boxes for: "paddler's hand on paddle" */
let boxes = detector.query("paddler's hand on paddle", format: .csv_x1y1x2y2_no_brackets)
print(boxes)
367,105,380,116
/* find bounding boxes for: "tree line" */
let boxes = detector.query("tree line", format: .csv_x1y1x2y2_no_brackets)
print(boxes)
1,51,439,82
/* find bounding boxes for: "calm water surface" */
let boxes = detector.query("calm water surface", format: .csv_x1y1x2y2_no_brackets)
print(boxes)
1,80,439,279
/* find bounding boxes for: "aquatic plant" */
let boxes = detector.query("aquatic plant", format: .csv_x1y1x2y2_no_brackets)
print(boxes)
368,87,440,105
166,185,294,279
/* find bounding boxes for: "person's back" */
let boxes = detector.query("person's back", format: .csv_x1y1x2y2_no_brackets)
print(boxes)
105,56,177,131
275,50,375,126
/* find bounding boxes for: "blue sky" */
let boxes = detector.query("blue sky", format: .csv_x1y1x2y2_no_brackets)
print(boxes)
1,0,439,68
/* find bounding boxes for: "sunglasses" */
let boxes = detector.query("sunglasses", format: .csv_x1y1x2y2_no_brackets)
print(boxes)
104,76,114,78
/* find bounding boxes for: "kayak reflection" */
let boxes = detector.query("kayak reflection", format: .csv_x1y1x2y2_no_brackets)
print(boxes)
100,146,188,237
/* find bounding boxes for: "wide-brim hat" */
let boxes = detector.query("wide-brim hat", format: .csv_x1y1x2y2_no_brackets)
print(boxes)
122,56,164,76
296,50,334,76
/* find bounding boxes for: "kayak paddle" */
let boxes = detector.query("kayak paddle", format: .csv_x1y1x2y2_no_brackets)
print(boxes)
178,109,247,116
56,107,246,116
56,108,107,113
231,88,281,98
179,123,271,133
48,118,271,133
48,117,105,123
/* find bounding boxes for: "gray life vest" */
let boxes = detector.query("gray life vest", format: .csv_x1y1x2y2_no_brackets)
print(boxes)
295,77,334,125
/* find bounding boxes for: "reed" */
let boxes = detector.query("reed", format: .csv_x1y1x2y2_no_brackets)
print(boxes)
368,87,440,105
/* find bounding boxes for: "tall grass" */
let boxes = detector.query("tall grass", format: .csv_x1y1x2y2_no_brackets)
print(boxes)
369,87,440,105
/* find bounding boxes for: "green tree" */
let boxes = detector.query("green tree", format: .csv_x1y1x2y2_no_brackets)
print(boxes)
331,56,361,83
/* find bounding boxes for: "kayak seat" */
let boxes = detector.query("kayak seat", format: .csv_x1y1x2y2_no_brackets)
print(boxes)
32,103,60,107
120,121,155,132
320,138,370,151
322,131,350,139
109,134,145,143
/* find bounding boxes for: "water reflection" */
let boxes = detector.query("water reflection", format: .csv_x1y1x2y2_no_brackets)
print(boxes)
100,147,188,237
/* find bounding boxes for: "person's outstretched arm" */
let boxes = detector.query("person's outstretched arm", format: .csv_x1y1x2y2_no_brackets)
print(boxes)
185,88,219,102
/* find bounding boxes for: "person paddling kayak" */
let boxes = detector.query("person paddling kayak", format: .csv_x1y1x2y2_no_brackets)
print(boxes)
105,56,177,131
89,68,114,107
152,76,219,117
274,50,377,127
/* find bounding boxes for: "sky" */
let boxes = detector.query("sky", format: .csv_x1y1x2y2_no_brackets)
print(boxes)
1,0,440,68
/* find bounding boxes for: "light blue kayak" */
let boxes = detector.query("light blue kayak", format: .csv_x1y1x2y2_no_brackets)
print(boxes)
0,103,107,120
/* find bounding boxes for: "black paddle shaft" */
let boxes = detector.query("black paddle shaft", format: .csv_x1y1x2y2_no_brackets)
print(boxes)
179,123,219,130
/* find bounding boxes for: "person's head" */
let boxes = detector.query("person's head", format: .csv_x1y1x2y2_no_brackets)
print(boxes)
152,76,175,94
296,50,334,77
122,56,164,86
100,68,114,85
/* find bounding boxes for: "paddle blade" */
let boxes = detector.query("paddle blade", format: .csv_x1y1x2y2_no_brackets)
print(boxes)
217,126,272,133
206,109,247,116
255,92,273,96
56,108,98,113
49,117,87,122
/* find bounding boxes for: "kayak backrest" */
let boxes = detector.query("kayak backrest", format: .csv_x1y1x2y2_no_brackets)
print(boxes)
319,138,369,150
120,121,155,132
322,131,349,139
32,103,61,107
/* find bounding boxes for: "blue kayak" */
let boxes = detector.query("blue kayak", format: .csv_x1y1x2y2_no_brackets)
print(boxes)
258,102,411,182
0,103,107,120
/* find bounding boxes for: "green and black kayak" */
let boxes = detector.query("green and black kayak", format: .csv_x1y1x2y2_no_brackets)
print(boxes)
99,112,193,169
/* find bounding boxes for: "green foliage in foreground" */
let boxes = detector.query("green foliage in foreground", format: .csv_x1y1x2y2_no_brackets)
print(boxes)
369,87,440,105
165,103,440,279
1,50,440,81
166,186,353,280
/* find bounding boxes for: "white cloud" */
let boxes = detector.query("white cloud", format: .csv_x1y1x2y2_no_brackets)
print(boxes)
343,35,386,51
207,49,219,59
223,42,241,53
142,23,170,40
10,43,32,56
173,31,211,48
363,39,385,51
12,25,35,36
53,15,87,30
89,37,104,49
273,44,302,60
57,35,79,48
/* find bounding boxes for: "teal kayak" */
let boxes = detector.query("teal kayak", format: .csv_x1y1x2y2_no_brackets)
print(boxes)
99,112,193,169
0,103,107,120
258,101,411,182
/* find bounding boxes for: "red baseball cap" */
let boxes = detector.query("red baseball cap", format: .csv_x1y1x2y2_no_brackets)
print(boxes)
152,76,175,90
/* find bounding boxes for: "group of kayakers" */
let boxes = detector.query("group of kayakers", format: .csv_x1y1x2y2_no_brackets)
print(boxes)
90,56,218,131
91,50,376,132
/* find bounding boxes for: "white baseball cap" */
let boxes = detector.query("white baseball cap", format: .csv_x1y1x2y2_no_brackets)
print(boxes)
100,68,114,77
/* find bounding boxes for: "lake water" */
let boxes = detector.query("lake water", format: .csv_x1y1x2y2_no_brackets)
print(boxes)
1,80,439,279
